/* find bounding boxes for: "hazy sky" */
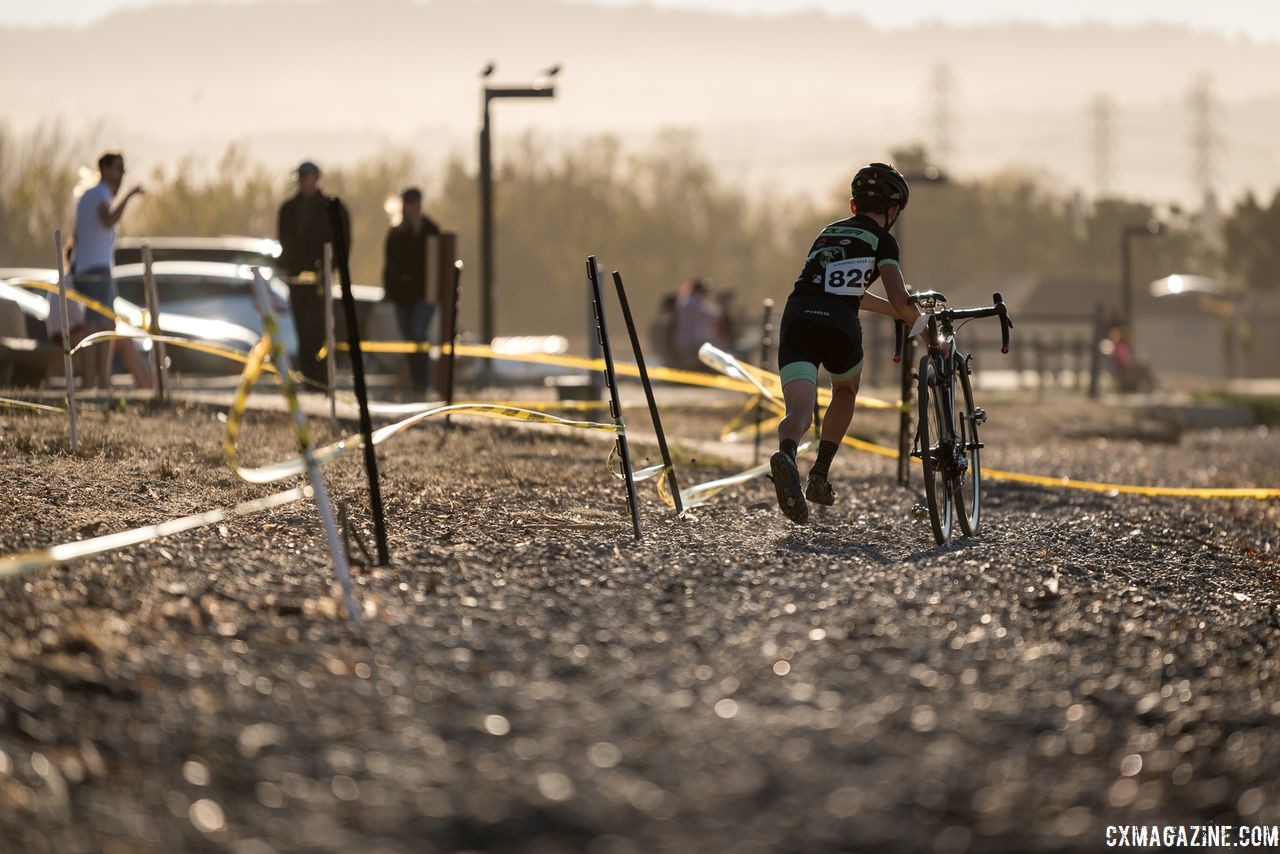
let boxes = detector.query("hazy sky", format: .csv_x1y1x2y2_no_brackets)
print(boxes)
1,0,1278,42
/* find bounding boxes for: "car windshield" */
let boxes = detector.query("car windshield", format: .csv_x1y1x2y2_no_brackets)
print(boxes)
115,274,249,305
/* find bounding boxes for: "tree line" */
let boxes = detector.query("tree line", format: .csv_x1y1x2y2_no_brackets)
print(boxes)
1,123,1274,343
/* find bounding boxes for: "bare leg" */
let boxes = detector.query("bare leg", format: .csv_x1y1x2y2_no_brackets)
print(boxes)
778,379,817,444
773,377,817,523
821,373,861,444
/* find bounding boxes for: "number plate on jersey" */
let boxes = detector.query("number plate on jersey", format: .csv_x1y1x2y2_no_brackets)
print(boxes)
824,257,875,297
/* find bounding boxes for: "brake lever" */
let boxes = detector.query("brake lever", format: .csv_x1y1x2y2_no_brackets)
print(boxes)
893,320,904,363
993,292,1012,354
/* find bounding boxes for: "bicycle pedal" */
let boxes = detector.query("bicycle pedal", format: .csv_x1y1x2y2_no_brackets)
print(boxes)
972,407,988,425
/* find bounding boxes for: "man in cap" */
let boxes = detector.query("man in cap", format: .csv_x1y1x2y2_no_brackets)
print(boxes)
277,160,349,385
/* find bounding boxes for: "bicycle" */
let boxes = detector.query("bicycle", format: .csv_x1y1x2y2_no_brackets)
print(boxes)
894,291,1013,545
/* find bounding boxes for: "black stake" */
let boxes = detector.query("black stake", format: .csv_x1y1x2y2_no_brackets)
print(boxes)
612,270,683,516
587,257,642,540
755,298,774,466
444,260,463,428
327,196,390,565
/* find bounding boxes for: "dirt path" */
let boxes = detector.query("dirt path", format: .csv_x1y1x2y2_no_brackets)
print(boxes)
1,395,1278,853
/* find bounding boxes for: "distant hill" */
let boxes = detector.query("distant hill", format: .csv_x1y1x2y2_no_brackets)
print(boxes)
2,0,1278,203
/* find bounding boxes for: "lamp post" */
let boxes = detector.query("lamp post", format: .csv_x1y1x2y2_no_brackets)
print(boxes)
1121,218,1162,332
478,65,559,345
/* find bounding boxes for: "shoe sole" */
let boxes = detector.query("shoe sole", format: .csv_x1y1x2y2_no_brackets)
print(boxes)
771,452,809,523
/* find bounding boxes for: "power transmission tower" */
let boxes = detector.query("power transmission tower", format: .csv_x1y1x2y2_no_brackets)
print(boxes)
1188,74,1220,208
929,62,954,169
1089,94,1114,197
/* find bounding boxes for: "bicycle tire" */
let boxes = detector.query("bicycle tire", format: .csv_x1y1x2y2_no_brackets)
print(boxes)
954,354,981,536
917,354,954,545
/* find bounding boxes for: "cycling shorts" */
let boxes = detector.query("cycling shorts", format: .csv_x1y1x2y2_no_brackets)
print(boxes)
776,293,863,386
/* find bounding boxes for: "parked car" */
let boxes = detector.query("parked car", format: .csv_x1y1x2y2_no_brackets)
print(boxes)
114,235,281,267
111,261,300,359
0,279,60,387
0,273,268,380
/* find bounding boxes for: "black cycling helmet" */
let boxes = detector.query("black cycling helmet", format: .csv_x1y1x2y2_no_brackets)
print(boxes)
851,162,909,213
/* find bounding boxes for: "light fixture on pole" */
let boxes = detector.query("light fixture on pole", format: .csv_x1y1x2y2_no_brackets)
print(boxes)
478,63,559,346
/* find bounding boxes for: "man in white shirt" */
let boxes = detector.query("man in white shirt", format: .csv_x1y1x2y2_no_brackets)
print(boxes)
73,151,144,389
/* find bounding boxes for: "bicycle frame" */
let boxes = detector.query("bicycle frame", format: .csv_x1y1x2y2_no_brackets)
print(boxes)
906,291,1012,545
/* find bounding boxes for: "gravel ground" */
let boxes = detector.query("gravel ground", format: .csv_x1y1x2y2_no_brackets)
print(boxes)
1,392,1278,854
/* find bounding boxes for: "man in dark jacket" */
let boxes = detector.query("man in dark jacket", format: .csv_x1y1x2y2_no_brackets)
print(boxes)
277,160,349,385
382,187,441,394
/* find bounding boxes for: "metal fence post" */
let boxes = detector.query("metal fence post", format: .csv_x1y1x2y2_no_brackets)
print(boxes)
53,230,78,452
326,196,390,566
322,242,338,434
141,243,167,402
612,270,683,516
587,257,642,540
1088,302,1105,398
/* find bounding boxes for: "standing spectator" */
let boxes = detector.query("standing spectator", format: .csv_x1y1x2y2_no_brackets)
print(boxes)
672,278,719,370
1107,325,1156,392
277,161,349,385
73,151,144,389
715,289,741,356
382,187,441,395
650,291,678,366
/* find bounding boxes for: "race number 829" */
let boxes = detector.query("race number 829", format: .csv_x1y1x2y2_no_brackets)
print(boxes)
824,257,876,296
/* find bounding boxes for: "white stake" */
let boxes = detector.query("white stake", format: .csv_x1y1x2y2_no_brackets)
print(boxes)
251,268,359,620
322,242,338,434
53,229,78,453
142,243,167,401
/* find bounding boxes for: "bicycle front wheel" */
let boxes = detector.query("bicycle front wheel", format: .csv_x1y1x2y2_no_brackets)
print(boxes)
917,354,955,545
955,354,981,536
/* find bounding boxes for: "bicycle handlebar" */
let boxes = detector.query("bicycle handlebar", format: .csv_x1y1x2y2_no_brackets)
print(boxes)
893,292,1014,358
937,292,1014,353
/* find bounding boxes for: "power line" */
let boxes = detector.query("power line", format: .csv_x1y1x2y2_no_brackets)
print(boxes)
1089,94,1114,197
1188,73,1220,206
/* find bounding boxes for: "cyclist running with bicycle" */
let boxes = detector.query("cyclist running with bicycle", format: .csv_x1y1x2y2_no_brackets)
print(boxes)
771,162,927,523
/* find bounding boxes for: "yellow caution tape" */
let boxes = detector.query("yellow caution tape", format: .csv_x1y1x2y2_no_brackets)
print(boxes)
12,279,125,326
697,343,907,412
735,366,1280,501
226,335,622,484
977,469,1280,499
14,279,304,381
0,396,65,414
0,485,310,579
323,340,773,396
231,401,621,485
224,336,275,476
71,328,273,370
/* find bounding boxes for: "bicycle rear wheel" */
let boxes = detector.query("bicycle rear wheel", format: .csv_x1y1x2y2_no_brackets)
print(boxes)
917,355,955,545
955,354,982,536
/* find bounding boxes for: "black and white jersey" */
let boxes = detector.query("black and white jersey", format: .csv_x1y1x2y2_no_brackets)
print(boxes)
792,214,901,307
